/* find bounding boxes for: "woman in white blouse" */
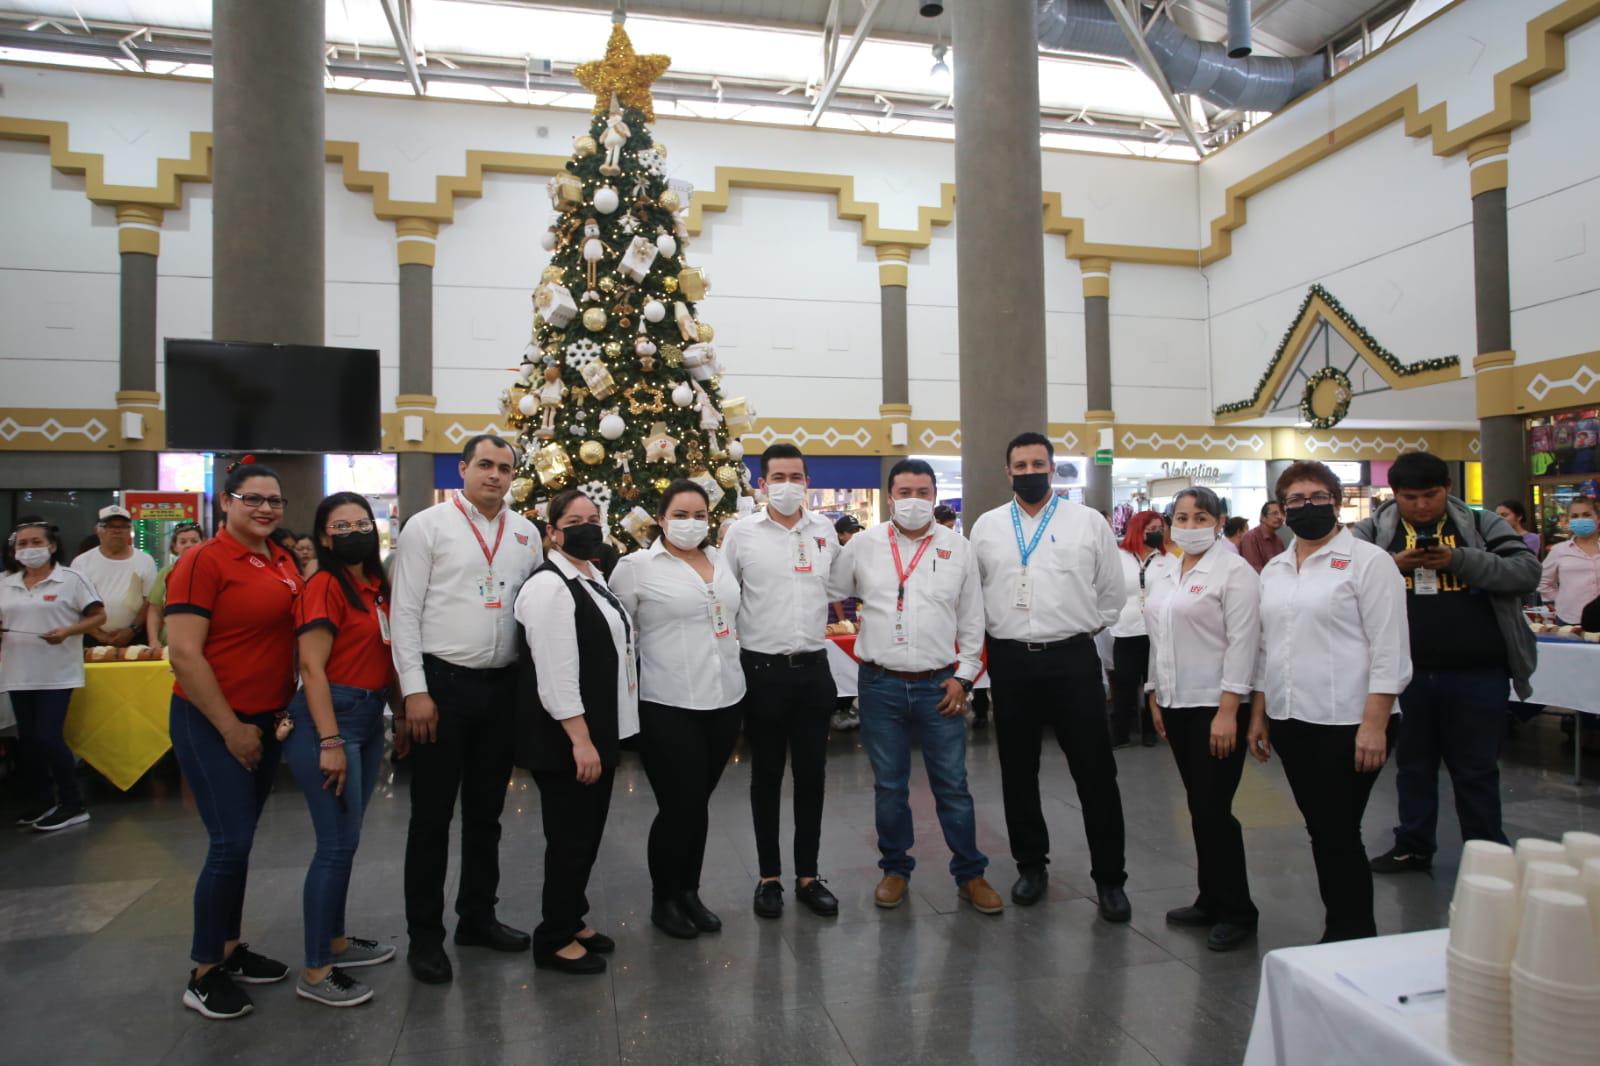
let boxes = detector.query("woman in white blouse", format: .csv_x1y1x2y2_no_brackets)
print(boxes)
1110,511,1172,747
610,479,746,941
1249,461,1412,943
512,489,637,975
1143,487,1260,952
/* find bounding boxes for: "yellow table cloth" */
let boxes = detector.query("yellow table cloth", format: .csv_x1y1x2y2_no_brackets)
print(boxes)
64,660,175,791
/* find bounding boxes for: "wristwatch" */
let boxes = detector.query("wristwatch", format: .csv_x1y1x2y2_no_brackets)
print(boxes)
956,677,974,695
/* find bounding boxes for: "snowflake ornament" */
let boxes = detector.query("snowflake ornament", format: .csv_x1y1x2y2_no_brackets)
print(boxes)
579,480,614,511
637,148,667,176
565,339,602,370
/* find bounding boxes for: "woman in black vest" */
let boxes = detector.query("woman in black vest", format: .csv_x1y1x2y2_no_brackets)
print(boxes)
511,489,638,975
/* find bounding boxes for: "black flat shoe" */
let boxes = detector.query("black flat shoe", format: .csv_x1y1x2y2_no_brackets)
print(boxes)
1165,904,1214,927
1011,868,1048,907
407,943,453,985
454,919,531,953
1140,733,1159,747
753,880,784,919
677,890,722,933
533,949,607,975
1097,884,1132,923
795,879,839,917
1207,922,1256,952
651,898,700,940
575,931,615,955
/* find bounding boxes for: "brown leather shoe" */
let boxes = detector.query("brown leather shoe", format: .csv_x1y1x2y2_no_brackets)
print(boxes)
874,875,909,909
959,877,1004,915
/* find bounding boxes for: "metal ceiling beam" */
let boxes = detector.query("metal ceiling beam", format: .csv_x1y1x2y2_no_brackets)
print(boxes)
821,0,841,86
378,0,424,95
1101,0,1208,155
806,0,885,126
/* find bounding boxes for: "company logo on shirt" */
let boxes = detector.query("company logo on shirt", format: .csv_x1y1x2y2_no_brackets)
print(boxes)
815,537,828,551
248,556,265,569
514,533,530,546
1188,585,1205,595
42,594,58,602
1330,558,1350,571
936,548,952,560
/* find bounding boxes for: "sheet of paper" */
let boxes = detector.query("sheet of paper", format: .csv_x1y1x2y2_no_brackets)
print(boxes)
1336,952,1449,1014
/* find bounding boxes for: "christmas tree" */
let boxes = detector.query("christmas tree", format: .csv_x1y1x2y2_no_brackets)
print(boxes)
502,24,756,551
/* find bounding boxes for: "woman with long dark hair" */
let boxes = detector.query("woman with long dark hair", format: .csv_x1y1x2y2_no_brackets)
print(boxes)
281,492,401,1007
2,517,106,832
512,489,637,974
610,480,745,940
1109,510,1171,747
166,460,305,1020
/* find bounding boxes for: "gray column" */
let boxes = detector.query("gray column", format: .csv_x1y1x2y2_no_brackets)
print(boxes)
1082,258,1112,514
1472,182,1521,509
877,245,912,521
953,0,1048,519
397,259,436,525
212,0,327,531
117,212,160,488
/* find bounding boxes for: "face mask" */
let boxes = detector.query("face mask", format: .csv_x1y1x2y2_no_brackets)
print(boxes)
665,518,708,550
1172,526,1217,555
1571,518,1598,538
1011,472,1051,505
892,497,934,530
766,482,806,516
559,522,605,560
329,530,377,565
1285,502,1338,541
14,546,52,570
1143,528,1165,550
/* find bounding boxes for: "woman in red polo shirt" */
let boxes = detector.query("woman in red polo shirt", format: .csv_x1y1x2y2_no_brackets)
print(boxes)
166,461,304,1021
282,492,401,1008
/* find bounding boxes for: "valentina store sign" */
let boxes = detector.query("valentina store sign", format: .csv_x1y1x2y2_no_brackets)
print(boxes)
1160,461,1223,483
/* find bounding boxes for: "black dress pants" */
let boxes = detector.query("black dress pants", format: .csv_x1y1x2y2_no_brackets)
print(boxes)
989,639,1127,888
1161,704,1257,926
638,700,742,902
532,766,616,957
741,652,835,880
404,657,517,945
1271,715,1395,942
1111,635,1152,741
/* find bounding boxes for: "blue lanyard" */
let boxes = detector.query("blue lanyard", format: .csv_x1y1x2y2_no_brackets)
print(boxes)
1011,496,1059,570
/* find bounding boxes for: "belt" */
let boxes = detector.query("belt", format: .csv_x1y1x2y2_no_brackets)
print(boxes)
741,649,827,669
989,633,1096,654
422,654,516,677
861,660,953,682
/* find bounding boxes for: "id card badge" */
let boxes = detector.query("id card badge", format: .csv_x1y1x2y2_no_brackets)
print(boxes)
892,606,910,645
479,572,504,609
1414,567,1440,596
793,536,813,574
625,643,639,692
708,596,732,638
1013,569,1034,611
376,609,392,646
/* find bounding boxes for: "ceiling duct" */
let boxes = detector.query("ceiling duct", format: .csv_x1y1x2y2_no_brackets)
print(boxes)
1037,0,1324,113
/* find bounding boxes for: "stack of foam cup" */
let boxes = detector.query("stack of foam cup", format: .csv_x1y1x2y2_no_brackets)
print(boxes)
1581,858,1600,931
1565,831,1600,870
1520,860,1581,903
1448,873,1519,1066
1456,842,1520,923
1515,838,1568,876
1510,888,1600,1066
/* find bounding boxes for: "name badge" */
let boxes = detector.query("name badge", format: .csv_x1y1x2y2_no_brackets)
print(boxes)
625,643,639,692
794,536,813,574
376,609,392,646
479,572,504,609
708,596,732,638
892,606,910,645
1013,570,1033,610
1414,567,1439,596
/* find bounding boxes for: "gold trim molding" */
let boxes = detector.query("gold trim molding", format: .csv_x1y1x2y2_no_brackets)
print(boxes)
1477,350,1600,418
114,203,164,256
1470,159,1509,197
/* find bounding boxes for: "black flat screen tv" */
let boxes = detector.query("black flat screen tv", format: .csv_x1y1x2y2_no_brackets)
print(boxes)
164,339,381,453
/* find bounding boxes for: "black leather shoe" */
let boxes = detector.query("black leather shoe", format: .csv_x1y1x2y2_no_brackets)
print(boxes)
678,890,722,933
533,948,607,975
753,880,784,919
1097,884,1132,923
651,898,700,940
407,943,453,985
1011,868,1048,907
454,919,531,953
574,931,615,955
1207,922,1256,952
795,879,839,917
1165,904,1213,927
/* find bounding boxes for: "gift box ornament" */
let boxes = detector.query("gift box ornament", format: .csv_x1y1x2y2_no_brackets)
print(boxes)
677,266,709,302
534,442,574,487
534,282,578,328
580,360,619,399
722,397,756,429
619,236,660,282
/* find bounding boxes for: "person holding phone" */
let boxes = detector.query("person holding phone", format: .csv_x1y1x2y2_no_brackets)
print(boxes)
282,492,403,1008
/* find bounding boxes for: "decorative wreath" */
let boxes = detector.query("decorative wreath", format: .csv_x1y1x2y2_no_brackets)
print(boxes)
1300,367,1354,429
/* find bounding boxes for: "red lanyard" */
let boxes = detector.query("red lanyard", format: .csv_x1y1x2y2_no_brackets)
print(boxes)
888,526,934,610
452,493,507,569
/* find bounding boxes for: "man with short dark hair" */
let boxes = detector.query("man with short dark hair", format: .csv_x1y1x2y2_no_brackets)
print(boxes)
1352,451,1538,874
828,458,999,913
1239,501,1287,572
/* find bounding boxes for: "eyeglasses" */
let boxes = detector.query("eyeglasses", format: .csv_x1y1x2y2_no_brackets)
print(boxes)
173,522,202,534
1282,493,1338,508
229,492,288,511
327,520,376,534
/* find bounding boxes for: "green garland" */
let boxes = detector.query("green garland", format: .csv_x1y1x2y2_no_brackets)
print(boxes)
1299,366,1353,429
1213,284,1459,418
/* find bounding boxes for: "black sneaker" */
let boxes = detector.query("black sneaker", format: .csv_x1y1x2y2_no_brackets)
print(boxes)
32,806,88,832
753,880,784,919
183,967,254,1020
15,803,57,827
221,942,290,984
1369,846,1432,874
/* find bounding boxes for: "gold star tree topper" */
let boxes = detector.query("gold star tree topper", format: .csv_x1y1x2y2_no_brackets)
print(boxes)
574,25,671,123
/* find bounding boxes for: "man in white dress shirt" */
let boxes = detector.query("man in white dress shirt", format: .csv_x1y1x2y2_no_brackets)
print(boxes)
72,505,157,648
827,458,1002,915
970,432,1132,921
390,435,543,984
721,444,842,920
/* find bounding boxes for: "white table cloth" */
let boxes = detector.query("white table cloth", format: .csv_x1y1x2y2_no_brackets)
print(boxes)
1522,638,1600,714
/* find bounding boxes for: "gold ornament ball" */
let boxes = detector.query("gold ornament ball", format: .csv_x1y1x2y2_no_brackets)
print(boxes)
715,465,738,489
578,440,606,466
654,477,671,492
599,276,617,294
662,276,679,294
697,321,715,343
659,189,681,212
604,341,624,359
573,135,598,158
541,265,564,283
510,477,535,503
582,307,608,332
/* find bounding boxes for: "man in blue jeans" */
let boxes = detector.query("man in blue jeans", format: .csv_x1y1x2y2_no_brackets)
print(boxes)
1352,451,1539,874
828,459,1002,914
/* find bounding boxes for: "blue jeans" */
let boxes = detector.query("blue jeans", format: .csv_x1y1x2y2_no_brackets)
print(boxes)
11,688,83,810
857,665,987,884
283,684,387,968
1393,668,1510,856
170,696,282,965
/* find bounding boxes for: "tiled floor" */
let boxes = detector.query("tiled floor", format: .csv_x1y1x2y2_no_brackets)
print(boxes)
1,713,1596,1065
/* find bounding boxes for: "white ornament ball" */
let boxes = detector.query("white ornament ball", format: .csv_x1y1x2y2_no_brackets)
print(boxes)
671,382,694,408
599,413,626,440
643,299,666,323
593,185,620,214
727,440,745,461
518,394,538,416
540,230,556,251
656,233,678,257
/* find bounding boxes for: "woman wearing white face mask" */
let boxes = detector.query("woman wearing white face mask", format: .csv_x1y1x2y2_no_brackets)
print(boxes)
610,479,746,940
1142,487,1261,952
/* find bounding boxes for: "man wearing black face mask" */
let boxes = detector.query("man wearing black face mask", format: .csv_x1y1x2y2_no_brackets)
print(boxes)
970,432,1132,919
